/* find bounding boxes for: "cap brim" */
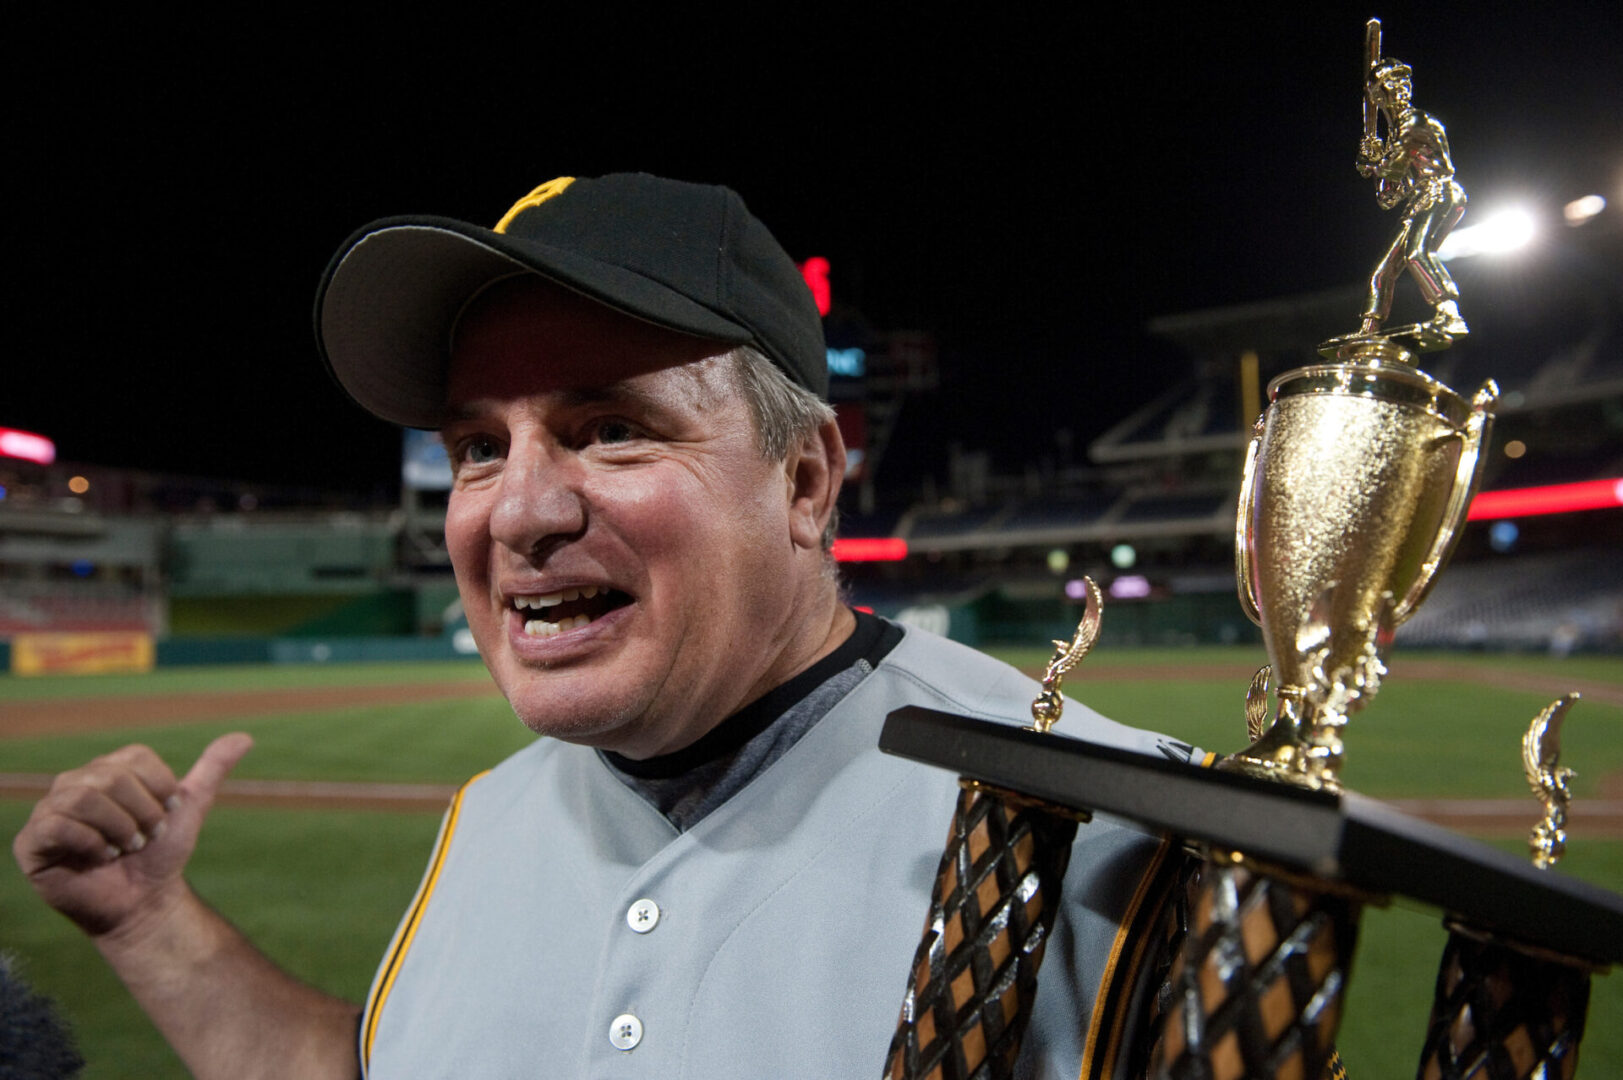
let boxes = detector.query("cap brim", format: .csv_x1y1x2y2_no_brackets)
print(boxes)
315,217,754,429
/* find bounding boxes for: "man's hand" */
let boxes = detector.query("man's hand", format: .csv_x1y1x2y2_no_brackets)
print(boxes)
13,734,361,1080
12,734,253,937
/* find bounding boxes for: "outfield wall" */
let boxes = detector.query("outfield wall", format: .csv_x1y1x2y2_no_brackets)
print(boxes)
0,631,476,674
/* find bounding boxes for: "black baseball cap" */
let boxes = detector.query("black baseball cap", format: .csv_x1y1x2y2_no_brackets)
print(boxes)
315,173,827,429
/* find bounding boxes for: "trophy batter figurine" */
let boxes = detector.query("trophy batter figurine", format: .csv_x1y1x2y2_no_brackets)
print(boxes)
1355,18,1469,345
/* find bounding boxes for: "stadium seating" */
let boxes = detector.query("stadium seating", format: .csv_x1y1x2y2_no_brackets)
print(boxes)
1397,549,1623,652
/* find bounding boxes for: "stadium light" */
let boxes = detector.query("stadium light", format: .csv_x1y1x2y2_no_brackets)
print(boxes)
1563,194,1605,226
1438,207,1536,261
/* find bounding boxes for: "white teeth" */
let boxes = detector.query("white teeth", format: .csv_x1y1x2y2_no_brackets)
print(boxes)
521,613,595,636
513,586,609,610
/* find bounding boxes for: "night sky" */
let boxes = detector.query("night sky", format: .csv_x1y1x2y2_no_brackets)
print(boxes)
10,2,1620,494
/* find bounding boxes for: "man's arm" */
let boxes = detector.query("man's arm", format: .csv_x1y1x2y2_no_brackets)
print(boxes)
12,735,360,1080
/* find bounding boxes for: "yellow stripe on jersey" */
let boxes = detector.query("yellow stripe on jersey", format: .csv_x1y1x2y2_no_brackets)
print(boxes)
1076,835,1175,1080
361,770,491,1070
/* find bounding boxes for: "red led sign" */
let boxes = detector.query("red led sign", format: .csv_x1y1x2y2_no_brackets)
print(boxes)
0,427,56,465
800,257,831,317
1467,478,1623,520
832,537,907,562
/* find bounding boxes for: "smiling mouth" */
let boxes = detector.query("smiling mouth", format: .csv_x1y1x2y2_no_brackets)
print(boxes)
511,585,631,637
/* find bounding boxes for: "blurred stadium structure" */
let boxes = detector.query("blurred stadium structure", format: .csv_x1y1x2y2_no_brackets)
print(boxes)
836,196,1623,651
2,201,1619,670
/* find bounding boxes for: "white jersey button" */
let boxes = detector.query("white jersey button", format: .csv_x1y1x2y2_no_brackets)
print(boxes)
609,1013,643,1050
627,898,661,933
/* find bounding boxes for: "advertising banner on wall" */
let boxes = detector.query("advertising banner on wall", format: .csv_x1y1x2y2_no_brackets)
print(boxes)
11,632,155,676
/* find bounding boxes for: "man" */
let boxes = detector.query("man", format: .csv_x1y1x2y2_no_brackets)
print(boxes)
1356,58,1468,340
14,173,1185,1078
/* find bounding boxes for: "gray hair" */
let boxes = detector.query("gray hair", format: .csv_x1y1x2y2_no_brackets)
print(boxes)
727,346,841,553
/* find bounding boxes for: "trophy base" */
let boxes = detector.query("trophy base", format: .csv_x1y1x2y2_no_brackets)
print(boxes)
1214,697,1345,793
1317,322,1459,361
1214,748,1343,793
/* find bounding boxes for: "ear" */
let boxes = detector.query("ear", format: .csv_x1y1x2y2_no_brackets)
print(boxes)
786,419,846,552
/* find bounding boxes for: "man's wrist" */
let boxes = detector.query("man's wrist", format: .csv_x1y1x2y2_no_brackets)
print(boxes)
93,879,208,967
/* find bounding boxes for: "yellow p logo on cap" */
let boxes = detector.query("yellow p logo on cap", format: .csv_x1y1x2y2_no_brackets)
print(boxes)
493,177,576,233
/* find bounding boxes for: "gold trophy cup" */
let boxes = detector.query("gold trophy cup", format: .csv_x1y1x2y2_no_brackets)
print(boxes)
1223,18,1499,791
1228,352,1496,788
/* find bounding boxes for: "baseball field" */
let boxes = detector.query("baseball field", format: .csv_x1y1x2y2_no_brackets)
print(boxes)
3,646,1620,1078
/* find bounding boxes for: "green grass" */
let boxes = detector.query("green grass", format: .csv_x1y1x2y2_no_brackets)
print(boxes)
0,659,493,701
2,801,444,1080
985,644,1623,798
1396,651,1623,685
1,697,537,784
983,643,1623,688
987,643,1267,673
1064,676,1623,801
2,649,1621,1076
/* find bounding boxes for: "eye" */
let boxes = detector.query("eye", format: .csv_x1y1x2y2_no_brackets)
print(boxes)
453,434,504,467
590,419,640,445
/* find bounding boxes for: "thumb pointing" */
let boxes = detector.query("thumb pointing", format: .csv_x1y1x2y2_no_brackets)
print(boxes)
177,732,254,812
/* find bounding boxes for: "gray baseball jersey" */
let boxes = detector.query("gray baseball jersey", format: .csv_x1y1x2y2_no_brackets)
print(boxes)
361,626,1193,1078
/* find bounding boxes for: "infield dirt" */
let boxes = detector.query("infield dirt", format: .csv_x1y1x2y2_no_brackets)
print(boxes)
3,659,1620,831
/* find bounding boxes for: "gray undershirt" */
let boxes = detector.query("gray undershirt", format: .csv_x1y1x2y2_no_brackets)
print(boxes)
600,660,874,832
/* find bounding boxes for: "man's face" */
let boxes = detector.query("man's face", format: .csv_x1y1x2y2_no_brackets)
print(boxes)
441,277,809,758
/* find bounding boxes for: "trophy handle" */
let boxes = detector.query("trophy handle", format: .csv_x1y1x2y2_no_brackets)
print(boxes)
1234,414,1267,626
1392,380,1497,622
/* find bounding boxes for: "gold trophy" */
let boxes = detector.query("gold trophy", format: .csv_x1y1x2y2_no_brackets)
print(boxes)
1224,18,1497,791
882,23,1618,1080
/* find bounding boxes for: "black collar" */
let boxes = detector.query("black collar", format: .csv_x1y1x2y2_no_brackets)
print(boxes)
604,610,901,780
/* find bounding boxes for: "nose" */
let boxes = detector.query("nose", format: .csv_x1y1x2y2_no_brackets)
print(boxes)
487,440,588,558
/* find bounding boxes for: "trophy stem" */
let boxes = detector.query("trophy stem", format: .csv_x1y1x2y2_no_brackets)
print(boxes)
1296,693,1349,781
1220,688,1350,792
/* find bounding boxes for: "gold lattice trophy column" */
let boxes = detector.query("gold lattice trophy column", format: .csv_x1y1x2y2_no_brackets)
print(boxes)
1415,697,1596,1080
1146,670,1363,1080
1148,853,1360,1080
1156,18,1494,1080
883,581,1103,1080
